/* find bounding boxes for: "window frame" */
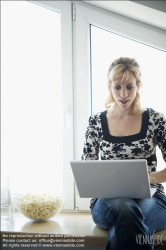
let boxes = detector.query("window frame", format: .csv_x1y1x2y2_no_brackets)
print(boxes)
73,0,166,210
7,0,165,211
29,0,75,210
74,0,166,161
2,0,166,210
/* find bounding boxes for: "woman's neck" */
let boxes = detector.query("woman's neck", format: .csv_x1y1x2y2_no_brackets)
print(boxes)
108,104,134,118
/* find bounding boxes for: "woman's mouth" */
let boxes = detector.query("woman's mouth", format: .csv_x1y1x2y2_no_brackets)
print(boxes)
119,100,129,105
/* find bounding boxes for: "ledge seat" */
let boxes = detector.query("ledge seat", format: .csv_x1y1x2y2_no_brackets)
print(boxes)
1,212,166,249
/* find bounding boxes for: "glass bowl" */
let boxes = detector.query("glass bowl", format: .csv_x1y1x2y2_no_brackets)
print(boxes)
16,192,65,221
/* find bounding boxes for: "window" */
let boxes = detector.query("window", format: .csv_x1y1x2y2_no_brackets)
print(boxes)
90,25,166,115
90,24,166,190
1,0,166,211
74,1,166,210
1,0,74,209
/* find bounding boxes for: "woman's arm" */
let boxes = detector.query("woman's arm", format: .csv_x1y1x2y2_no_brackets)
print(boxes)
149,168,166,184
151,112,166,184
81,115,100,161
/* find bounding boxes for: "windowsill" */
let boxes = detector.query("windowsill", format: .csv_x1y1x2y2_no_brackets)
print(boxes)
1,211,166,249
1,211,107,246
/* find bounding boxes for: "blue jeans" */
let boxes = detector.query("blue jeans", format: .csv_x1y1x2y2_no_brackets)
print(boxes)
91,192,166,250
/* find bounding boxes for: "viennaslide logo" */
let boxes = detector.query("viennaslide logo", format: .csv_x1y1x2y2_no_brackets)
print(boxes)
135,231,164,249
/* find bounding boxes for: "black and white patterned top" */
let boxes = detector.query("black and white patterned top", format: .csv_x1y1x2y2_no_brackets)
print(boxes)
81,108,166,207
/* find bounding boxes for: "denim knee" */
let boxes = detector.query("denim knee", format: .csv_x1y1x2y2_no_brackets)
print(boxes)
92,198,154,250
102,197,144,222
91,197,144,230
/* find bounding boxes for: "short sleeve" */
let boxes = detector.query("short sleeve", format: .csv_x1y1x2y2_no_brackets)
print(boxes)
154,112,166,162
81,115,100,160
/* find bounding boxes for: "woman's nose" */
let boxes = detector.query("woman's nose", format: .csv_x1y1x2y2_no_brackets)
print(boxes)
120,88,128,97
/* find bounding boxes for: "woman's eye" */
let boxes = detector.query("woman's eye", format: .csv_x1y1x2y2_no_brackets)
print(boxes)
114,86,121,89
127,86,133,90
113,85,134,90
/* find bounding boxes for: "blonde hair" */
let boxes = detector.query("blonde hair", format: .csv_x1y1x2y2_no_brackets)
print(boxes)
105,57,143,115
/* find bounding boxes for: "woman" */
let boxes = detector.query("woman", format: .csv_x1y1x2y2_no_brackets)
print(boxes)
81,57,166,250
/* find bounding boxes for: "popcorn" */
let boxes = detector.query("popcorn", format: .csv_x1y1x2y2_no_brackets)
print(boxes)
16,193,65,221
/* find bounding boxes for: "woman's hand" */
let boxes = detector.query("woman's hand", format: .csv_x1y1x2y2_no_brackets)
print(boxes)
149,168,166,184
149,173,156,184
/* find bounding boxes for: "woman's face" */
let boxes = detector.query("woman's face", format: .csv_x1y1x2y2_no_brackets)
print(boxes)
109,71,139,111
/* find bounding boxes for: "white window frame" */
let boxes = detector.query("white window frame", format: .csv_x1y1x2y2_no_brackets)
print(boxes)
73,0,166,210
1,0,166,218
24,1,166,211
30,1,74,210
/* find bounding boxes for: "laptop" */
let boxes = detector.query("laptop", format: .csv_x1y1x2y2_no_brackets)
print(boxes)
70,159,156,199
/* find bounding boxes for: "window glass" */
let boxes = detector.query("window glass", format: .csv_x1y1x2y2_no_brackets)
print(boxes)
90,25,166,189
1,1,63,193
91,25,166,115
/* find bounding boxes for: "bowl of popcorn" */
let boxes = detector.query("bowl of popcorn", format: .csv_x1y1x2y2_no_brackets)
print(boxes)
16,192,65,221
